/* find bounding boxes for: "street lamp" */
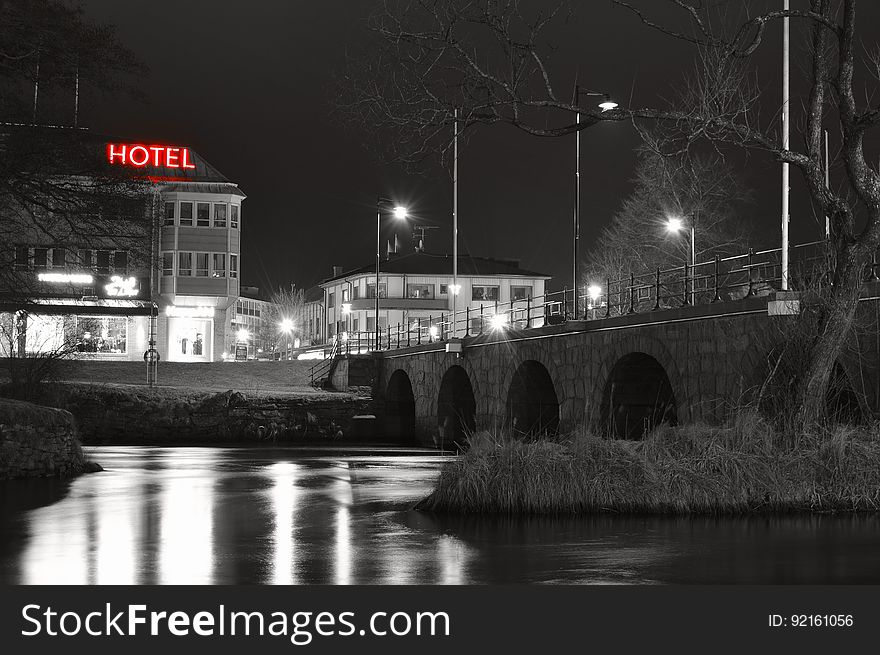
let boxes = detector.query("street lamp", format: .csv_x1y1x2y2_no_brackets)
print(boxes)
666,213,696,305
279,318,294,360
376,196,408,350
573,86,617,319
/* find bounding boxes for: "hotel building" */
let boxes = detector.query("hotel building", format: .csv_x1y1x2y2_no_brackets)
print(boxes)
0,128,251,363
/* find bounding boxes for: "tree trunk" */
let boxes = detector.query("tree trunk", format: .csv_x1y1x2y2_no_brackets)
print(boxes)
792,252,865,432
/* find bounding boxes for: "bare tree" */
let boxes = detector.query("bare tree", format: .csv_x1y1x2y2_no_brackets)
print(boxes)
260,286,307,356
585,144,753,284
339,0,880,431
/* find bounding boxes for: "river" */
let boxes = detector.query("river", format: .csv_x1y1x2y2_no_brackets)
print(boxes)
1,446,878,585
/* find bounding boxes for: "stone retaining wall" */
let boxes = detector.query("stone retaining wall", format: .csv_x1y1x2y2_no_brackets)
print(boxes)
0,399,87,479
19,385,378,444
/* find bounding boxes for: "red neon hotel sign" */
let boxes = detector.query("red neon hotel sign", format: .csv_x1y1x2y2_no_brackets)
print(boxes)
107,143,196,169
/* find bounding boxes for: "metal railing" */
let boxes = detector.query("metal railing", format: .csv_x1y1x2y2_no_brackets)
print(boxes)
308,336,339,386
316,240,879,356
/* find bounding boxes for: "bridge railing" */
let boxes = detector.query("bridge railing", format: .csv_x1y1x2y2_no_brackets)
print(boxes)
323,240,880,354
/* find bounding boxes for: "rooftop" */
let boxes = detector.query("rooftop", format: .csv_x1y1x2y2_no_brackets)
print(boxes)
323,250,551,284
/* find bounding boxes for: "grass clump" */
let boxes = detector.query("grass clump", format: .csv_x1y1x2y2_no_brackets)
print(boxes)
417,412,880,515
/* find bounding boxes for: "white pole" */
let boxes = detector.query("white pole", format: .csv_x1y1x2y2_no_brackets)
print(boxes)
781,0,790,290
453,108,459,337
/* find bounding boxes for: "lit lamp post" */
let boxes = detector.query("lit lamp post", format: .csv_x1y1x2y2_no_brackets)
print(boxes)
666,214,696,305
375,197,408,350
587,284,602,318
573,86,617,318
279,318,294,360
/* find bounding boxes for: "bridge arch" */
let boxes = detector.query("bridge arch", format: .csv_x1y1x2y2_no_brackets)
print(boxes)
600,352,677,439
437,365,476,449
506,360,560,437
385,369,416,442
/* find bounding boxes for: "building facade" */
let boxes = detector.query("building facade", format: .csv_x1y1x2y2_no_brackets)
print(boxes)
319,251,551,344
1,128,253,363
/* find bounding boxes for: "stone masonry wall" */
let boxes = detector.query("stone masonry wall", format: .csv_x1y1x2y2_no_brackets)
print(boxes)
0,398,86,479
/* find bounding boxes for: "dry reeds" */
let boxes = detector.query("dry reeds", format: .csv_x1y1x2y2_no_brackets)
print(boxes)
416,412,880,515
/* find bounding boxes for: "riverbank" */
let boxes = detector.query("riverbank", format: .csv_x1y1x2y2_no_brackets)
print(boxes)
417,413,880,515
0,398,100,479
1,382,377,445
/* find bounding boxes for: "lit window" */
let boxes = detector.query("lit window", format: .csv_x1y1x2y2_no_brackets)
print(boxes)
472,285,499,301
214,203,227,228
164,202,175,226
212,253,226,277
366,283,386,299
439,284,448,295
511,285,532,301
229,254,238,278
196,203,210,227
407,283,433,299
162,252,173,276
231,205,239,229
180,202,193,226
178,252,192,277
196,253,209,277
74,316,127,355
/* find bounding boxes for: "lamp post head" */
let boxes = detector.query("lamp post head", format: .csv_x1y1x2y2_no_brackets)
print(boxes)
236,328,250,342
393,206,408,220
279,318,294,333
587,285,602,301
598,97,618,112
666,217,684,233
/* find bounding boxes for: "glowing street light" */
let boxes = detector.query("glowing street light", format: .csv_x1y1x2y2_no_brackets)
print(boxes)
666,213,696,305
428,325,439,341
279,318,294,360
490,313,508,331
236,328,250,342
573,85,618,319
587,284,602,306
376,196,408,350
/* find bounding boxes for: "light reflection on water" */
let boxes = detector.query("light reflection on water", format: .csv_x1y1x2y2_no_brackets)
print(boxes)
1,446,879,585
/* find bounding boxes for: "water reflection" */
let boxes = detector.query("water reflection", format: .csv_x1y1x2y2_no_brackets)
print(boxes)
2,447,880,585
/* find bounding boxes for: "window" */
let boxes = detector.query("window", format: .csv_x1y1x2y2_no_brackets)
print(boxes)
74,316,127,354
15,246,29,270
79,249,93,270
178,252,192,276
511,285,532,301
439,284,448,295
231,205,239,229
353,318,359,332
472,285,499,301
180,202,193,226
407,283,434,299
328,291,336,307
352,286,360,300
230,254,238,278
212,253,226,277
51,248,66,268
196,203,210,227
342,288,349,302
164,202,175,226
196,252,209,277
470,317,483,334
366,283,387,299
33,248,48,269
114,251,128,273
162,252,174,276
96,250,111,274
214,203,227,228
366,316,375,332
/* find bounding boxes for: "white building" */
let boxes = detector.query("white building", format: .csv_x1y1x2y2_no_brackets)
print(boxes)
320,251,551,344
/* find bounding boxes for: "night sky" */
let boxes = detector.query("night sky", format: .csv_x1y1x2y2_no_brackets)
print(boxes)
77,0,880,294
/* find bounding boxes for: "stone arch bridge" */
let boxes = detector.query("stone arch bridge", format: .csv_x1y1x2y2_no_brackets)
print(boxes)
331,292,880,447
